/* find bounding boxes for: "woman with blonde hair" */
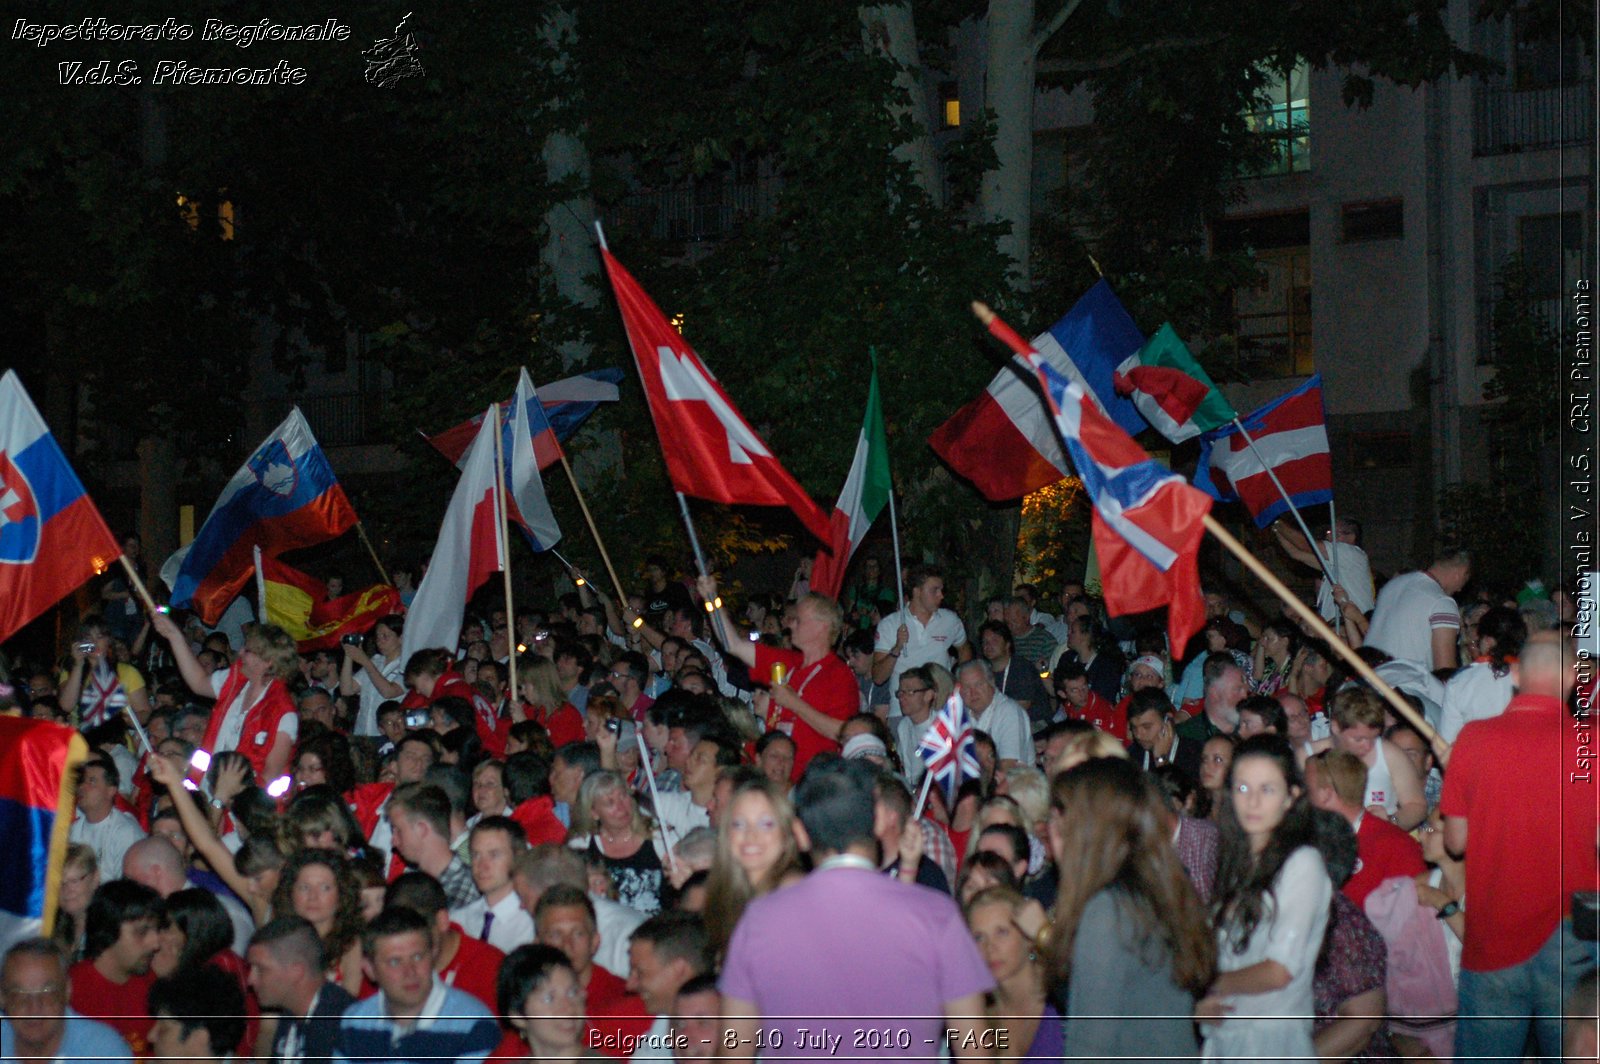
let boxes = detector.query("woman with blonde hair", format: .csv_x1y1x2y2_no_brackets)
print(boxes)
703,777,804,957
516,656,585,747
1043,757,1216,1059
568,770,665,913
152,613,300,781
1049,728,1130,776
965,886,1062,1062
53,843,99,960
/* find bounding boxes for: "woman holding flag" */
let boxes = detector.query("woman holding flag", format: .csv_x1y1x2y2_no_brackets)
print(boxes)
152,611,299,785
696,574,856,782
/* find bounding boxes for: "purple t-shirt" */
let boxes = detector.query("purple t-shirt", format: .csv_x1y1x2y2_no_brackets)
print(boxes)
720,865,994,1062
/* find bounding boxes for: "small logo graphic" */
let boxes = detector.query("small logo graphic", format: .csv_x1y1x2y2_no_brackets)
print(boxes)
0,450,41,564
364,12,425,87
249,440,299,498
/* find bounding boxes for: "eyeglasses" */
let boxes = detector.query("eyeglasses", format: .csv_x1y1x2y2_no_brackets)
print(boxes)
896,686,927,696
2,985,63,999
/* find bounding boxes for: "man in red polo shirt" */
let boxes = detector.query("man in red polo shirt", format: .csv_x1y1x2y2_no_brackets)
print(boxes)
535,884,651,1058
1304,749,1424,908
1440,632,1599,1061
381,872,504,1010
1057,663,1124,740
67,880,163,1056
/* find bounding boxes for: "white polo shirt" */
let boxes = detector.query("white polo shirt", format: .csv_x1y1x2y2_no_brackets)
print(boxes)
875,608,967,687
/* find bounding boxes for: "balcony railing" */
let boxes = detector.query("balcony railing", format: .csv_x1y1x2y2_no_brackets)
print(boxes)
1475,295,1567,363
1473,80,1594,155
293,390,391,447
614,177,781,244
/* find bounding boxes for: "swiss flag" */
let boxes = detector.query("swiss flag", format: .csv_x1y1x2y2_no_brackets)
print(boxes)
600,248,832,544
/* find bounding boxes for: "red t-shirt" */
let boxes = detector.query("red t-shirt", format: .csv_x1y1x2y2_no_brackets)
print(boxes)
753,645,857,781
442,924,505,1009
1343,813,1426,909
69,961,155,1056
586,965,651,1059
1438,693,1600,971
529,702,586,747
512,795,568,846
1065,690,1125,740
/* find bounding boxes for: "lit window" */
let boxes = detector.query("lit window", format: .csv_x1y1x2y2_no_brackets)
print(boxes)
1243,61,1310,176
176,193,199,230
940,82,960,128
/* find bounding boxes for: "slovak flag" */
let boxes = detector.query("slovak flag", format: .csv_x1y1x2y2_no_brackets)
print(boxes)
600,246,833,545
0,371,123,645
400,408,507,667
917,691,981,809
161,409,357,624
1196,375,1332,527
0,715,88,952
502,368,563,551
983,308,1211,654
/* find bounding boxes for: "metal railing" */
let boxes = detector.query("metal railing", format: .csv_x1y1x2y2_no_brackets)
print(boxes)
1473,80,1594,155
613,177,781,244
293,390,390,447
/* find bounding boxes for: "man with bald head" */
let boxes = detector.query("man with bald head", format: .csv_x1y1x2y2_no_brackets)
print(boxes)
123,836,255,956
1441,632,1599,1061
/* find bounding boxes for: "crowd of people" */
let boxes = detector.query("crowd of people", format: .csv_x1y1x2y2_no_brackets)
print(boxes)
0,521,1595,1064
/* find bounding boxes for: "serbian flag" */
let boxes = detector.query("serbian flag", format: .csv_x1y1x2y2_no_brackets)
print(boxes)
1197,375,1332,527
0,716,88,952
426,368,623,471
929,281,1146,501
917,691,981,810
0,371,122,645
600,245,832,544
399,408,506,666
1114,324,1236,443
810,359,892,600
162,409,356,624
259,556,401,651
982,307,1211,653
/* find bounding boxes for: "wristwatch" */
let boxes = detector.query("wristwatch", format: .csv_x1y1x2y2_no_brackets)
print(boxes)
1436,899,1462,919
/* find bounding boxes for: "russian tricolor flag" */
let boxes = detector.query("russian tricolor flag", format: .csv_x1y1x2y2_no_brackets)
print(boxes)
0,716,88,953
160,409,357,625
0,371,123,645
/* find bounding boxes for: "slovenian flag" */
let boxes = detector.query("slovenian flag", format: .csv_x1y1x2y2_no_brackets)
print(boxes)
0,371,124,645
1196,375,1332,527
0,716,88,952
161,409,357,624
810,357,892,600
929,281,1147,501
1114,324,1236,443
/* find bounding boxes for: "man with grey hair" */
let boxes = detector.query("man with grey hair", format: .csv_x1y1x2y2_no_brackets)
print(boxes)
953,659,1031,768
1,938,131,1063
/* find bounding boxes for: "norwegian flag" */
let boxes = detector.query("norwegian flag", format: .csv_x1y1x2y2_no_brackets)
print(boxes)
981,308,1211,655
917,691,982,809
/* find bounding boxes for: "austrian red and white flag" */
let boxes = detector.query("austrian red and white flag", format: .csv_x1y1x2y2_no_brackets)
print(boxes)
600,247,832,544
399,407,505,665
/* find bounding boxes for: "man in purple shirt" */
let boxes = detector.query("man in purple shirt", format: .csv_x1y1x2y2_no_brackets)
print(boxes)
719,760,993,1062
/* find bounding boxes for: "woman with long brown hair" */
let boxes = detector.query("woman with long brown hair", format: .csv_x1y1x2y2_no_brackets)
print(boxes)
271,848,367,993
1043,756,1216,1060
703,777,804,958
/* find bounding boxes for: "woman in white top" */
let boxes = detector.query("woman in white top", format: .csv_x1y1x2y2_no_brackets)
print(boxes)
1198,735,1332,1064
341,613,406,736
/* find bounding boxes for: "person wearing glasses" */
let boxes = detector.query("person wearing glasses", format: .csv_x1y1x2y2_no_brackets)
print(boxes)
888,665,940,787
1,938,131,1064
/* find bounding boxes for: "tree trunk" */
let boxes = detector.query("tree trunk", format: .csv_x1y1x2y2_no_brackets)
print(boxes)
539,5,602,371
860,4,944,205
981,0,1036,290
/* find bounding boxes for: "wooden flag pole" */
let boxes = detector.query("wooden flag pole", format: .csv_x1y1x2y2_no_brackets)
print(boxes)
118,555,161,616
355,521,392,585
1203,514,1436,742
557,452,629,606
492,406,519,706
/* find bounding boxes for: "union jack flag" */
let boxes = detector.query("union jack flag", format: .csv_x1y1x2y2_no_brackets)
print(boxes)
917,691,981,809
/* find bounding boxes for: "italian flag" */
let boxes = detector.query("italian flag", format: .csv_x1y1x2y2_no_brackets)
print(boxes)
1113,323,1236,443
810,362,892,600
